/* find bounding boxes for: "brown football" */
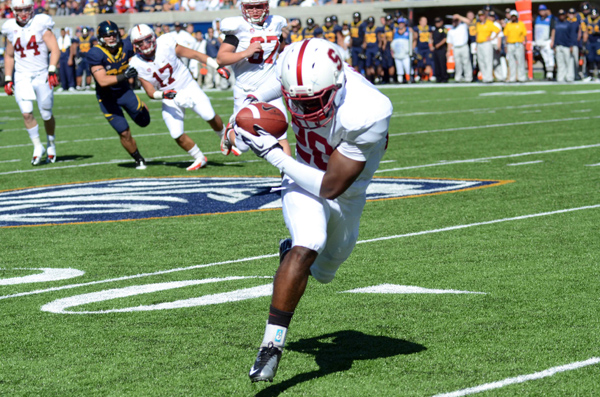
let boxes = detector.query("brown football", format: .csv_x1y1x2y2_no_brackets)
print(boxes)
235,102,288,139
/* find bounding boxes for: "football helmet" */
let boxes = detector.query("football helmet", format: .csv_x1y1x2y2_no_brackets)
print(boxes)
367,16,375,26
97,20,121,49
324,16,332,27
353,12,361,22
280,39,345,129
307,18,315,28
130,24,157,59
241,0,269,25
582,2,591,12
331,15,338,24
592,7,599,17
81,27,90,38
11,0,34,26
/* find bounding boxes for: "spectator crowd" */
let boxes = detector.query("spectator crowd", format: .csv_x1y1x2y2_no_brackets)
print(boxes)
2,1,596,85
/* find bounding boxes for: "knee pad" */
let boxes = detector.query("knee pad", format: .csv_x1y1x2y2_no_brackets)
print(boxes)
133,106,151,128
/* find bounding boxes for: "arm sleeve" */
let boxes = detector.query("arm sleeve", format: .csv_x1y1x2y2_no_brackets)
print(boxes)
223,34,239,47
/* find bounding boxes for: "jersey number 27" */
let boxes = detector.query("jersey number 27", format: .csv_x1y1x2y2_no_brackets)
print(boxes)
248,36,279,64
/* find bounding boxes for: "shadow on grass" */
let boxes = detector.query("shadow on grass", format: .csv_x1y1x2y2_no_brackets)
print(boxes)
55,154,93,163
254,330,426,396
117,160,241,169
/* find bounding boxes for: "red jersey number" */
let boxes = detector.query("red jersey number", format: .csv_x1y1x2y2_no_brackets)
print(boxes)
295,128,334,171
153,63,175,88
248,36,280,65
14,36,41,58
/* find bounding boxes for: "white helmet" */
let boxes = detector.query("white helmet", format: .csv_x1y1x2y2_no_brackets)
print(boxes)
280,39,345,129
130,24,157,58
241,0,269,25
11,0,34,26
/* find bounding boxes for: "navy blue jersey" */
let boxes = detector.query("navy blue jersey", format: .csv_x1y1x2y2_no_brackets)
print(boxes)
86,38,134,96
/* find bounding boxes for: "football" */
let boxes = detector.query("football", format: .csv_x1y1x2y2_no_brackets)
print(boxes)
235,102,288,139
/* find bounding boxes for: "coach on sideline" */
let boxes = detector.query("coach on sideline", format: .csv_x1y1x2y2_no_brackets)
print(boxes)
455,10,500,83
504,10,528,82
552,9,576,82
448,16,472,82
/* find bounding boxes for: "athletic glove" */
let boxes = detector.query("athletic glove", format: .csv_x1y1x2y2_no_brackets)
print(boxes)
358,52,367,60
4,76,14,96
124,66,138,79
48,65,59,88
163,90,177,99
233,124,282,158
217,67,230,79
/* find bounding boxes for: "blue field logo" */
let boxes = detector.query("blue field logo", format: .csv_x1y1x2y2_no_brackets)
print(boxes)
0,177,510,228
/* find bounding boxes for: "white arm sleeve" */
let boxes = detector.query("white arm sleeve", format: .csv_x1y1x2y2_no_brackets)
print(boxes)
265,149,324,197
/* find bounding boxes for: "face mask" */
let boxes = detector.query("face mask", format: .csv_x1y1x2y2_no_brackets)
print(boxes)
342,29,349,35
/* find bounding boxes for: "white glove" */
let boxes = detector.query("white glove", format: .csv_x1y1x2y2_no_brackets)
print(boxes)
233,124,282,158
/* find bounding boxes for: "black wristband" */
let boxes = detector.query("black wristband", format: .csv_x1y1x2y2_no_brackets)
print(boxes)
116,73,126,83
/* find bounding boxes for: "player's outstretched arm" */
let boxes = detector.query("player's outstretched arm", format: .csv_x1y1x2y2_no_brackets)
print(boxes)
138,76,176,100
3,41,15,78
175,43,213,66
90,65,136,87
43,29,60,70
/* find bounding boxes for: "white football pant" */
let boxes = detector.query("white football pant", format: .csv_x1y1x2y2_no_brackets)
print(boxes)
14,70,54,120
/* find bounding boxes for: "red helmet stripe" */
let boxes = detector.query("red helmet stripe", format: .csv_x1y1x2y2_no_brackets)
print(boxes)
296,39,310,85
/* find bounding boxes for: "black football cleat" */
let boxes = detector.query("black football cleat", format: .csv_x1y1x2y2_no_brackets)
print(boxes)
279,238,292,264
249,342,282,383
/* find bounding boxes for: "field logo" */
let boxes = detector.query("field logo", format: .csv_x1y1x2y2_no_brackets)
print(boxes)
0,177,510,227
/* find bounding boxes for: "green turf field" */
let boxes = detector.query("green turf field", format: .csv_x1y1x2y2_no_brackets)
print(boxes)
1,83,599,396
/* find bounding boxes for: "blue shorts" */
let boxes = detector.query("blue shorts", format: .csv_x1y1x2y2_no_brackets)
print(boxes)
382,49,394,69
97,89,150,134
76,57,91,78
365,46,380,68
351,46,365,70
415,47,432,68
588,41,600,63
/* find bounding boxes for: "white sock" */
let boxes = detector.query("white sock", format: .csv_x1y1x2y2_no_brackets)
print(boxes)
47,134,55,149
187,144,202,159
216,125,226,139
261,322,288,349
27,126,42,148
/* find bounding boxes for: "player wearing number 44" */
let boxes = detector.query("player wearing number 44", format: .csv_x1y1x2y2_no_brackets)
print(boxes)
1,0,60,165
129,24,229,171
216,0,292,157
233,38,393,383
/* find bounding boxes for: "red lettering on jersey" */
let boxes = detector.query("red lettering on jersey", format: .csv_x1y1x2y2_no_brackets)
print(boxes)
153,63,175,88
248,36,279,65
295,127,334,171
14,36,39,58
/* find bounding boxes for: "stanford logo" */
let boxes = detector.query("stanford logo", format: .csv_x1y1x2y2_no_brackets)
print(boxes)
0,177,509,228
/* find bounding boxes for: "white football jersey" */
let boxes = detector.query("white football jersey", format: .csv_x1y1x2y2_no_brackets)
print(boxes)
165,30,198,50
1,14,54,74
129,34,196,92
220,15,287,90
289,63,393,197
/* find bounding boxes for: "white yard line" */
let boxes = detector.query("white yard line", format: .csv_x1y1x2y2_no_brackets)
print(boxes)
376,143,600,173
585,162,600,166
432,357,600,397
479,90,546,96
0,129,213,150
389,115,600,137
506,160,544,166
2,203,599,301
0,152,221,175
0,159,20,164
391,100,599,118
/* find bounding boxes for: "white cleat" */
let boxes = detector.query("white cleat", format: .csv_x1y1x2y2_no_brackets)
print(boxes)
186,156,207,171
31,146,46,166
46,146,56,163
135,159,147,170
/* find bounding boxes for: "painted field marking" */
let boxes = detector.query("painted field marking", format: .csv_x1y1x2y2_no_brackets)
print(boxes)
559,89,600,95
376,143,600,173
224,159,262,165
572,109,592,113
392,100,597,118
585,162,600,166
389,115,600,137
0,159,20,164
506,160,544,166
379,160,397,164
519,110,541,114
479,90,546,96
0,151,222,176
0,129,213,150
2,203,599,301
432,357,600,397
343,284,486,294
